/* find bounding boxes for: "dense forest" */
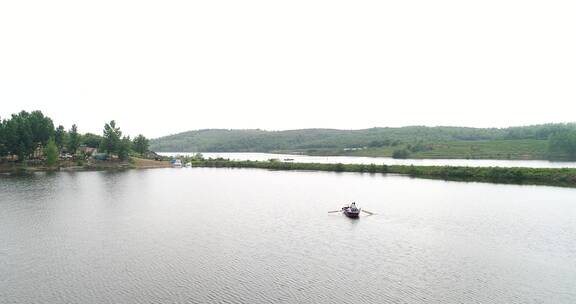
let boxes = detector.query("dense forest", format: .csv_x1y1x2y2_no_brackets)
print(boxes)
0,110,150,164
150,124,576,160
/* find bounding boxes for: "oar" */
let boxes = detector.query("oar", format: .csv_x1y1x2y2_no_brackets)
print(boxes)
361,209,375,215
328,210,341,213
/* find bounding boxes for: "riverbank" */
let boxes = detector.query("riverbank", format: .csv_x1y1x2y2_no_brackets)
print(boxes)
4,157,575,188
189,159,576,188
0,157,172,173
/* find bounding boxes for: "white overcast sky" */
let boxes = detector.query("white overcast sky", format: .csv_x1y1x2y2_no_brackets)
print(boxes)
1,1,575,138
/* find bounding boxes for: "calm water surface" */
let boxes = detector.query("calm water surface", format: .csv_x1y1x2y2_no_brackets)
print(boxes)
1,168,575,303
160,152,576,168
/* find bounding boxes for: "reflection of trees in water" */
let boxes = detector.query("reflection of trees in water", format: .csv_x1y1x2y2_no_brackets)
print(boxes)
93,170,130,204
95,170,155,207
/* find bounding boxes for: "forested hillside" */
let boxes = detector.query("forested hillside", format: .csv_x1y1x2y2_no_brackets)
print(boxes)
150,124,576,160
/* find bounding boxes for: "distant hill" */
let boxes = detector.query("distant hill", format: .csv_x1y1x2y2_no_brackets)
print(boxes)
150,124,576,160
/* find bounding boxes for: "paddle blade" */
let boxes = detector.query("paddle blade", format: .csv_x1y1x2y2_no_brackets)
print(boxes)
361,210,375,215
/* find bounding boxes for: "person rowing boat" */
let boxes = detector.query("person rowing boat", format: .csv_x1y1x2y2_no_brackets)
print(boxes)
328,202,375,218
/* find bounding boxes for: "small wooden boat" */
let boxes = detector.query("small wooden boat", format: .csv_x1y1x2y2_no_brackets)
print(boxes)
342,203,360,218
328,202,374,218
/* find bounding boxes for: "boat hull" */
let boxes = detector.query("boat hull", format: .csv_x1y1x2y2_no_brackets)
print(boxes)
342,208,360,218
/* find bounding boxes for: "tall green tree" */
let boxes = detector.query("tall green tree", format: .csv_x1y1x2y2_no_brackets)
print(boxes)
118,136,132,161
28,111,54,147
100,120,122,154
4,112,34,161
0,118,6,157
54,125,66,151
67,124,81,154
132,134,149,155
1,111,55,161
45,138,59,167
82,133,102,148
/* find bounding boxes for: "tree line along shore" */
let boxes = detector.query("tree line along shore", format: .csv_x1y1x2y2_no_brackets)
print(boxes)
0,110,162,172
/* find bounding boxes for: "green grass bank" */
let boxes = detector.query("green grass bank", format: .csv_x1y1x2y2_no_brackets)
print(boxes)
190,159,576,188
276,139,549,160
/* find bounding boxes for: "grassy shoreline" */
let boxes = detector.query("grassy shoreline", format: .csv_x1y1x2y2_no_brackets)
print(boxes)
4,157,575,188
280,139,549,160
0,157,172,174
189,159,576,188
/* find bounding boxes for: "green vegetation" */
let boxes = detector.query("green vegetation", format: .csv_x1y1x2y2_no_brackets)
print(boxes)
0,111,54,161
299,139,549,160
189,159,576,188
98,120,139,161
0,111,153,169
392,149,410,159
54,125,66,150
118,136,132,161
133,134,150,155
44,138,59,167
403,139,547,159
81,133,103,148
100,120,123,155
548,130,576,160
150,124,576,160
67,124,81,155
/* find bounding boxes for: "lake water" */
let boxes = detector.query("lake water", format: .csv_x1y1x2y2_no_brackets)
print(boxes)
160,152,576,168
1,168,575,303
